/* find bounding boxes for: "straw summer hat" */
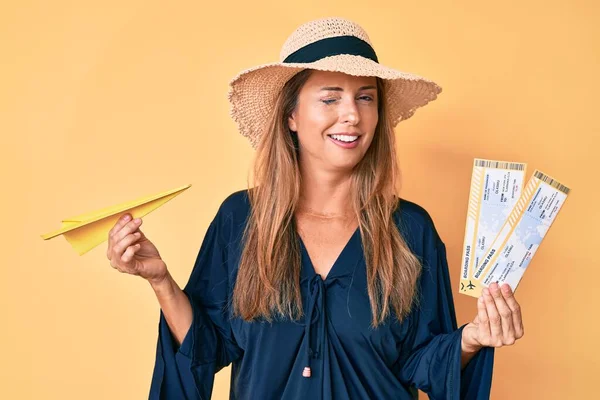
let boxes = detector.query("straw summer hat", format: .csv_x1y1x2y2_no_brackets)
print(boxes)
227,17,442,149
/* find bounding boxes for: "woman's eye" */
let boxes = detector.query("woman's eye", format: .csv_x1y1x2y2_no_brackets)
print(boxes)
321,96,373,104
321,96,374,105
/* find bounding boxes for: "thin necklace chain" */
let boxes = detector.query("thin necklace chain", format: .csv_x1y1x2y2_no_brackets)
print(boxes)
296,204,355,220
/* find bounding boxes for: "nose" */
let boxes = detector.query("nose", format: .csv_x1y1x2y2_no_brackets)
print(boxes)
340,98,360,125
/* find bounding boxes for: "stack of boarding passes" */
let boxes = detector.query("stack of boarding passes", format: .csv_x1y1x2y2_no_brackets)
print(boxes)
458,159,571,298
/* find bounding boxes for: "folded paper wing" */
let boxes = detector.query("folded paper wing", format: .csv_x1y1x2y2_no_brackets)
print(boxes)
41,184,191,255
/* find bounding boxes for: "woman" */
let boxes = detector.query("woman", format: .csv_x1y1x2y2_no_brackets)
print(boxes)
107,17,524,399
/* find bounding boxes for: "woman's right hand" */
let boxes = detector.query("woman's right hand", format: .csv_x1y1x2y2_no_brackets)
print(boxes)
107,213,168,285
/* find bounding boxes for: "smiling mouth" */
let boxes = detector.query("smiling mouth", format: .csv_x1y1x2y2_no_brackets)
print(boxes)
327,134,360,143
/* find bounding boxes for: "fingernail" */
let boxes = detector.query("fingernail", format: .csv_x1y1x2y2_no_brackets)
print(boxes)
123,214,130,221
502,284,511,293
483,288,490,296
134,218,141,223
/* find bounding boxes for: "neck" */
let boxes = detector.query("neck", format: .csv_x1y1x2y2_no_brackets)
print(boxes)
297,160,354,217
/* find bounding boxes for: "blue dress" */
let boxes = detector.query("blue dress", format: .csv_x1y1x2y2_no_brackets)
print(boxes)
148,189,495,399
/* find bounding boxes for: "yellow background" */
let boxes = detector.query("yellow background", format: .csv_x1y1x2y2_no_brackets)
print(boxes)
1,1,598,399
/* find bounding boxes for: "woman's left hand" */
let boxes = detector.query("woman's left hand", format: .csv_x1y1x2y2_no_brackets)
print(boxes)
461,282,524,352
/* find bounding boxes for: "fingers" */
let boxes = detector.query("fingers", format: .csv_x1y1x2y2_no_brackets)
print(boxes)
109,231,141,272
501,283,525,339
477,295,491,342
107,214,143,260
110,242,141,273
114,218,143,244
489,282,516,345
113,231,142,260
121,241,141,264
483,285,504,346
108,213,132,238
107,213,131,259
475,282,524,349
107,213,144,274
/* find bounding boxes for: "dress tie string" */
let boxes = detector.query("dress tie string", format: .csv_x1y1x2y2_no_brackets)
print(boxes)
303,274,325,378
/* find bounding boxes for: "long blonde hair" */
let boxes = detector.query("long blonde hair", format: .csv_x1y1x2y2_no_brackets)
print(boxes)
232,69,422,327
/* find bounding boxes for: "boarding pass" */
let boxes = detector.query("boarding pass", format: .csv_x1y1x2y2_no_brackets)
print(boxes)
459,163,570,298
459,159,527,296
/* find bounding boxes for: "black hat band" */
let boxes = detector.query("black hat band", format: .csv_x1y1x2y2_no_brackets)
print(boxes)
282,35,379,64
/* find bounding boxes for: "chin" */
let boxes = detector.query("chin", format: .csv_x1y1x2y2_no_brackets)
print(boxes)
327,156,363,171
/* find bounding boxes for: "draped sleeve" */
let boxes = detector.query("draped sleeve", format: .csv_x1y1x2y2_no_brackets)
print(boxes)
148,202,243,399
396,215,495,400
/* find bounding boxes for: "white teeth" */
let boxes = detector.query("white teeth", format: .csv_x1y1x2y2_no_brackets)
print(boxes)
330,134,359,143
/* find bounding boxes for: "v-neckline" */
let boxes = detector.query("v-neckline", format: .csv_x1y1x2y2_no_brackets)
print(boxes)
297,225,361,281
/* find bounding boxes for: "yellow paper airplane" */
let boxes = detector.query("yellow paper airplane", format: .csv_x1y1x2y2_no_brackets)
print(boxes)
41,184,192,255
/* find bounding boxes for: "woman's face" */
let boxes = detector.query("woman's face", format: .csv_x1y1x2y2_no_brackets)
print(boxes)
288,70,379,172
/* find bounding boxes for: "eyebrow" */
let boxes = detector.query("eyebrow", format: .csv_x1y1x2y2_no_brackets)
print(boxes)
319,85,377,91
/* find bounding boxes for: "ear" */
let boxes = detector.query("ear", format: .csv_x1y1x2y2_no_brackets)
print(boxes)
288,112,298,132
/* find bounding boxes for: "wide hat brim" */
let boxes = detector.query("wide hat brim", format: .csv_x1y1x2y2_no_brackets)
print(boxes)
228,54,442,149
